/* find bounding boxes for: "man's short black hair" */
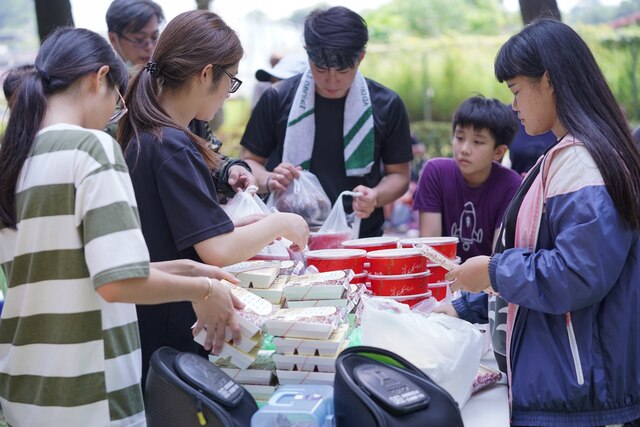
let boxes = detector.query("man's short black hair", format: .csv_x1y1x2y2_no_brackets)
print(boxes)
106,0,164,34
452,95,519,148
304,6,368,69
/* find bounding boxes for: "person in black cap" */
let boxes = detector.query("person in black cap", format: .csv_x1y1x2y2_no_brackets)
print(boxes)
240,6,413,238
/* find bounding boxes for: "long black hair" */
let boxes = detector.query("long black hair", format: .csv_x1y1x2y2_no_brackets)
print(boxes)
0,27,128,228
495,19,640,229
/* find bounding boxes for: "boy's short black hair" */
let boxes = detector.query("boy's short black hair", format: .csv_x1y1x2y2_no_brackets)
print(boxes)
452,95,519,148
106,0,164,34
304,6,368,69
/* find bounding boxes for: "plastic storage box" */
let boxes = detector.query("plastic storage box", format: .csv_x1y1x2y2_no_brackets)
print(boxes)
251,384,335,427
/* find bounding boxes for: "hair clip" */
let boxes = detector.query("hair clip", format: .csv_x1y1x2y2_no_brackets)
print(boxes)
144,61,160,78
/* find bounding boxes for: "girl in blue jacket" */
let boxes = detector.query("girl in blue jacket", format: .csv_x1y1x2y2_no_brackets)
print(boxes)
447,19,640,427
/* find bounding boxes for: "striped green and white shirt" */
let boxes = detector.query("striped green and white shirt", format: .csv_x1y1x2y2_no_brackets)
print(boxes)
0,124,150,426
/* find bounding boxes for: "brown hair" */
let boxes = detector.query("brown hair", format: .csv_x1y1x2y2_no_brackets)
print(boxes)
117,10,243,169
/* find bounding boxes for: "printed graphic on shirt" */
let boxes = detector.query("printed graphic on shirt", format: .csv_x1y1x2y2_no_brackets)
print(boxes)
451,201,483,252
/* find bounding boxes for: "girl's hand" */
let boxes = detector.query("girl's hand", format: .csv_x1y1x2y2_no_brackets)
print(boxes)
191,280,244,354
446,255,492,293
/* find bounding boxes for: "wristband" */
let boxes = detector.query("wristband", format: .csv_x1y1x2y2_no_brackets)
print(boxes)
484,254,498,295
203,277,213,300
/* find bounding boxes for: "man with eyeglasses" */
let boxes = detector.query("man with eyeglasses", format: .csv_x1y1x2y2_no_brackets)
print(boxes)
106,0,162,68
106,0,255,202
240,6,413,238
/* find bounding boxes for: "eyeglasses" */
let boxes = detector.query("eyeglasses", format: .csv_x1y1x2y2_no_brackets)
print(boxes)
108,84,128,125
119,33,158,48
223,70,242,94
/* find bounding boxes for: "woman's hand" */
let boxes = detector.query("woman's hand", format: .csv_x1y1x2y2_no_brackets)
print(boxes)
191,279,244,354
233,213,267,228
446,255,492,293
227,165,257,192
277,212,310,252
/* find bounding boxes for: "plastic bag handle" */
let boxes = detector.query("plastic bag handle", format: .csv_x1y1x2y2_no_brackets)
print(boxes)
337,191,363,239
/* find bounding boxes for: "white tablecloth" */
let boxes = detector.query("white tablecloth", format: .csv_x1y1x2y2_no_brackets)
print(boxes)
461,351,510,427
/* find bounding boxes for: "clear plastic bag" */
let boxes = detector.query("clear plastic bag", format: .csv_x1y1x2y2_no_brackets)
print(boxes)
360,297,483,407
223,186,290,260
270,171,331,228
308,191,361,250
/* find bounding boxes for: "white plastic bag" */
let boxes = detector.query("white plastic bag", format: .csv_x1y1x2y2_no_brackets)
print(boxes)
269,171,331,227
360,297,482,407
308,191,362,250
223,186,290,260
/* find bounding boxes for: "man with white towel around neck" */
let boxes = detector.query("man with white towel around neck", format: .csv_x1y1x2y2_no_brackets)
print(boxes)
240,6,412,238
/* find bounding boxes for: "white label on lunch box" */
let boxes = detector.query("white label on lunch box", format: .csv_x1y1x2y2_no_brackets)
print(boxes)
416,244,458,271
226,284,273,316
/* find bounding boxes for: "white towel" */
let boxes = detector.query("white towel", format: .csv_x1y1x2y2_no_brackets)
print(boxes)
282,68,374,177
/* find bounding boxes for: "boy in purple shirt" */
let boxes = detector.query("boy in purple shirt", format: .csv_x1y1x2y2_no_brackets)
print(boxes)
413,95,521,322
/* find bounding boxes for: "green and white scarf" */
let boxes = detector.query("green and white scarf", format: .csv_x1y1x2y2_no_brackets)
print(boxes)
283,68,374,177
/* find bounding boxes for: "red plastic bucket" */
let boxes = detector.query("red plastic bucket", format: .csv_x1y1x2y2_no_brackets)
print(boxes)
305,249,367,274
429,281,450,301
366,248,427,276
428,256,461,283
368,271,430,296
400,237,459,259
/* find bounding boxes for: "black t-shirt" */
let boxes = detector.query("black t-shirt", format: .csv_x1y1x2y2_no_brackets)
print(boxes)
240,74,413,237
124,126,234,386
125,126,234,262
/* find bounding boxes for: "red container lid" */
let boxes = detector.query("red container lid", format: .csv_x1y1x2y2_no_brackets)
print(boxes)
366,248,423,260
401,236,459,246
341,236,399,248
305,248,367,260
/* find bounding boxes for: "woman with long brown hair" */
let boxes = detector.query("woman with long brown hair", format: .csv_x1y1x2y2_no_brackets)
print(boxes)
119,10,309,386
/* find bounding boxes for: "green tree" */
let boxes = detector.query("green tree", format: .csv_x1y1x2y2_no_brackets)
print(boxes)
362,0,514,42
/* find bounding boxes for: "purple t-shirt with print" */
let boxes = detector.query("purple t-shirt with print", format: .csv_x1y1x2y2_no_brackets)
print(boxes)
413,158,522,262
